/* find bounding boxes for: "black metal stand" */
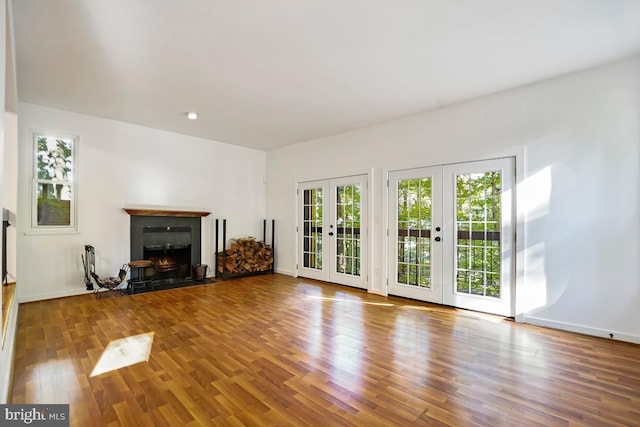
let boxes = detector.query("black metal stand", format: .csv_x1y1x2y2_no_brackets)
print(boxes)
215,219,275,280
2,220,9,285
2,208,14,285
127,260,154,294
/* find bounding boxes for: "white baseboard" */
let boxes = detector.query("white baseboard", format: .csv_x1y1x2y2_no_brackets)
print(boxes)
274,268,293,277
367,288,387,297
523,315,640,345
18,287,90,304
0,298,19,403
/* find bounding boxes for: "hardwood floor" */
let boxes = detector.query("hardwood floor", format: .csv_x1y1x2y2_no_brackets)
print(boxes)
10,274,640,426
2,282,16,347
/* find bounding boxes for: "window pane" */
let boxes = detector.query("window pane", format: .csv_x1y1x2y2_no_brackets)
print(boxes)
396,178,432,288
455,171,501,299
335,183,361,277
37,183,71,226
37,136,74,181
302,187,323,270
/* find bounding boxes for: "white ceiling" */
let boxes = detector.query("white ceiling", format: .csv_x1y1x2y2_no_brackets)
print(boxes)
11,1,640,151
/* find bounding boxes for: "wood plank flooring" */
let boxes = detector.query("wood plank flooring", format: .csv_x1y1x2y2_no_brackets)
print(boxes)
10,274,640,426
2,282,16,347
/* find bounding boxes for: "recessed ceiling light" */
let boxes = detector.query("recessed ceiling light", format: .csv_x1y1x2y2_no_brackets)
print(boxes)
186,112,198,120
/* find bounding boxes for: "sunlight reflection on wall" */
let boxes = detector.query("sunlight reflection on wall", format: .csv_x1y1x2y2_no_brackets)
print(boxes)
518,166,552,314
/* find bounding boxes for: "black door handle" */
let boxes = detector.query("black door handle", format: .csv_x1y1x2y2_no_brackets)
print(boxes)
328,232,334,236
435,236,441,242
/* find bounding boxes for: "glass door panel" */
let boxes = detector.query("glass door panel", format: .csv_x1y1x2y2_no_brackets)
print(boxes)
302,187,323,271
330,175,368,288
397,177,432,288
388,167,442,302
442,158,514,316
454,171,502,297
298,180,328,281
335,183,361,276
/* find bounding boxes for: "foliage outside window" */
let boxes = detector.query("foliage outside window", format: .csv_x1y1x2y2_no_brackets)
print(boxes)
397,178,432,288
455,171,501,298
335,184,361,276
33,133,76,229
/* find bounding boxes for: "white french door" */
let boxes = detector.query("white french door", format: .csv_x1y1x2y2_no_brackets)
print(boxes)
388,158,514,316
388,166,443,303
298,175,368,289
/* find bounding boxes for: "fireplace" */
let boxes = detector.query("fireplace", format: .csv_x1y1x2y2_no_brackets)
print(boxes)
126,208,210,288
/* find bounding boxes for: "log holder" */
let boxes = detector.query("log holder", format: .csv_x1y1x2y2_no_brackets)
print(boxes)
215,219,275,280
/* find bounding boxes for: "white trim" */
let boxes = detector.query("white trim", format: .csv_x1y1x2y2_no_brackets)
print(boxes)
513,146,526,319
0,297,19,403
292,180,299,278
381,149,523,178
367,167,378,294
23,230,81,236
368,288,387,297
18,287,89,304
381,167,391,297
30,130,79,232
274,268,294,277
523,315,640,345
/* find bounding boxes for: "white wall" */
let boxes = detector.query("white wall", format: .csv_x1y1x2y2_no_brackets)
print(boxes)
0,0,17,404
17,103,267,302
3,112,16,281
266,55,640,343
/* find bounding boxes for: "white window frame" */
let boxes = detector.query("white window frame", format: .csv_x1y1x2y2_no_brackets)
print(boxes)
31,131,78,232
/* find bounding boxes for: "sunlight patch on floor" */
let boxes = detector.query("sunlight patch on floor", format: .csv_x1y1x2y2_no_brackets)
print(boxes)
306,295,394,307
90,332,154,377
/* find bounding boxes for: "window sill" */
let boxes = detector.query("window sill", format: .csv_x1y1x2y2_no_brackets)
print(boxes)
24,229,80,236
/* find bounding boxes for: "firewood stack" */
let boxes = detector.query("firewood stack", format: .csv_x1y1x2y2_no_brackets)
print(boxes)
217,237,274,275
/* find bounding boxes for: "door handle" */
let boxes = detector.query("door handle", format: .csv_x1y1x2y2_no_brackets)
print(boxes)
328,232,334,236
435,236,441,242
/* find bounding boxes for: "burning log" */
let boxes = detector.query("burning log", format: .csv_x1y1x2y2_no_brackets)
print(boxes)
153,256,177,273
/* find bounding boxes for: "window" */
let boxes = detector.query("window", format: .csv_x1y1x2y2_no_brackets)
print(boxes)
32,132,77,230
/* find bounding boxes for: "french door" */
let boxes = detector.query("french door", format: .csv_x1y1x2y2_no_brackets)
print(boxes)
388,158,514,316
298,175,368,289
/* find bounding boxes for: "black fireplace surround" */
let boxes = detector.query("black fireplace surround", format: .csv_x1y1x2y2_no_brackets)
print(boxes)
129,214,203,286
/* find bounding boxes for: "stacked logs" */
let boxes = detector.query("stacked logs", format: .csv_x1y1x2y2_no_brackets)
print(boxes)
217,237,274,275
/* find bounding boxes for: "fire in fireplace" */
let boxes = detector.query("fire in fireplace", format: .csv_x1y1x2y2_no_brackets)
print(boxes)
142,225,192,281
153,256,177,273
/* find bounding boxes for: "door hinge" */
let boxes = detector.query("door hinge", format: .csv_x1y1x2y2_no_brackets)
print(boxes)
297,188,299,195
386,179,389,187
296,263,298,270
296,226,298,232
386,229,389,236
